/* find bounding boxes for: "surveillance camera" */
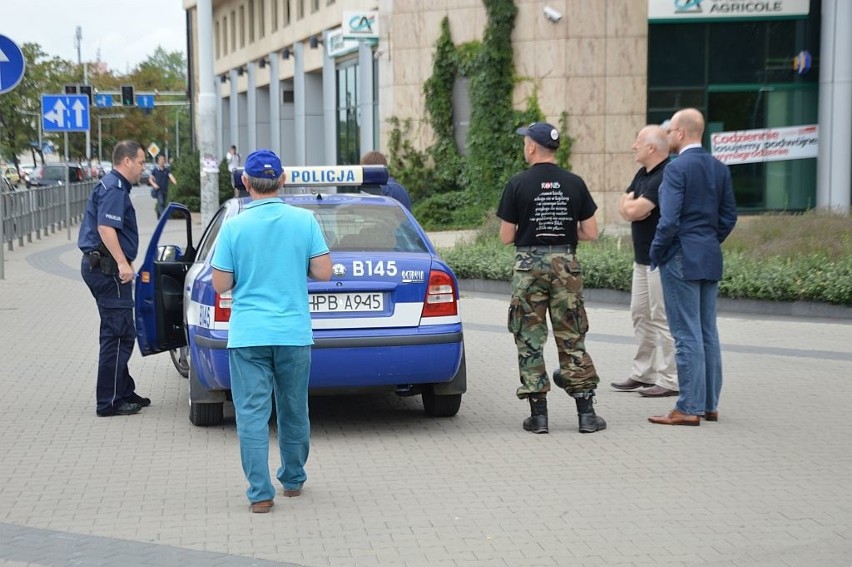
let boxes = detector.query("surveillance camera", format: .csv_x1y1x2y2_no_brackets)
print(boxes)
543,6,562,22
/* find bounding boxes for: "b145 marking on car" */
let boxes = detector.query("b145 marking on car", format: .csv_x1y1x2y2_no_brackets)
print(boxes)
352,260,397,277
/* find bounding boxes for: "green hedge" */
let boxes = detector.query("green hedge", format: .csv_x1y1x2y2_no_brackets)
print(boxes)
441,212,852,306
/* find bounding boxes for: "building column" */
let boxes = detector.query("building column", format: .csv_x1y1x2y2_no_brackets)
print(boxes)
358,41,374,154
817,0,852,211
294,42,306,166
323,30,337,165
269,51,281,157
247,61,257,152
216,81,223,156
229,68,239,153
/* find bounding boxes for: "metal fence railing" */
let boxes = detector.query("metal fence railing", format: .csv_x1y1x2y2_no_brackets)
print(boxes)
1,180,95,278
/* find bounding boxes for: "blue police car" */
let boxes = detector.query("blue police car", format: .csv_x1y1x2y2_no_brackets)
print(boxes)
135,165,466,426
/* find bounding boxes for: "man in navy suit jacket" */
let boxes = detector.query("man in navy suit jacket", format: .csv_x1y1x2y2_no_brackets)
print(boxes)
648,108,737,426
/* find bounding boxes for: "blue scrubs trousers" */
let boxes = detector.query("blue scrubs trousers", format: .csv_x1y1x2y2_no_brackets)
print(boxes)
81,256,138,415
229,345,311,503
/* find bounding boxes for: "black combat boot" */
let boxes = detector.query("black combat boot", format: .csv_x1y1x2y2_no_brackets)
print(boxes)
573,391,606,433
523,396,548,434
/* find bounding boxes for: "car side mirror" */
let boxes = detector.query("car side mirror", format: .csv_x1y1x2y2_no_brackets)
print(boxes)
157,244,183,262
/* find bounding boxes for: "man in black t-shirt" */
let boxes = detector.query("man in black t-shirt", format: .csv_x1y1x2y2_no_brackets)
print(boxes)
496,122,606,435
613,125,679,398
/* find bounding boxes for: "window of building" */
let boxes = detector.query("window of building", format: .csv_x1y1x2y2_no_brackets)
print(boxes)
215,20,221,59
336,60,359,165
284,0,291,26
258,0,265,38
271,0,278,32
297,0,304,20
230,11,236,52
326,0,335,5
249,0,255,43
311,0,319,13
648,12,820,212
239,6,245,48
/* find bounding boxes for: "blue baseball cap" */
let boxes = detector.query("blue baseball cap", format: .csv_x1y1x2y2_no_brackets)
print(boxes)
516,122,560,150
243,149,283,179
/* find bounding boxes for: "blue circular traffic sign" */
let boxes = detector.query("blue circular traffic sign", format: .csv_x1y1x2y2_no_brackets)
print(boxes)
0,35,26,95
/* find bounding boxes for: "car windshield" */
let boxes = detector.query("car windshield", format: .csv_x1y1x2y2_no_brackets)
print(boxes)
296,203,428,253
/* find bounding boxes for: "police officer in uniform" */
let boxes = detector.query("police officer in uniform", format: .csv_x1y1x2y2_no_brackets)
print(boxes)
497,122,606,434
78,140,150,417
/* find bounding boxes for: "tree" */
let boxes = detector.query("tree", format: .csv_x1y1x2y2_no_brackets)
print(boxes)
0,43,76,168
0,42,191,167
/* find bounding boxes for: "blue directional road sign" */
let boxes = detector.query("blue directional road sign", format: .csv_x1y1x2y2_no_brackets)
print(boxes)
41,94,90,132
0,35,26,95
95,93,114,108
136,94,155,109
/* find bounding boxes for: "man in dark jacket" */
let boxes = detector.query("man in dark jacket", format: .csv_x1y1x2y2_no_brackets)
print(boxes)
649,108,738,426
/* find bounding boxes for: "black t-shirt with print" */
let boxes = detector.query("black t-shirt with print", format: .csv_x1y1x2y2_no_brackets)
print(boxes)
497,162,597,247
626,160,666,265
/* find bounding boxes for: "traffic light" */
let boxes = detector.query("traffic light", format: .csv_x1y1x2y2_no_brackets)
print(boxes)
79,84,92,105
121,85,135,106
64,84,78,94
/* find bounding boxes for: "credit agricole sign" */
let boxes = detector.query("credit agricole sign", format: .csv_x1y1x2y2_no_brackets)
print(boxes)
648,0,810,21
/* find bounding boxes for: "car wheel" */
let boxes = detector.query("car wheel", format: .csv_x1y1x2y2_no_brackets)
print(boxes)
422,389,462,417
169,346,189,378
188,361,224,427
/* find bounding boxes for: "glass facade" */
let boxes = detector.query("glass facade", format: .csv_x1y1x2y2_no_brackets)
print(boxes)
648,2,821,211
335,56,379,165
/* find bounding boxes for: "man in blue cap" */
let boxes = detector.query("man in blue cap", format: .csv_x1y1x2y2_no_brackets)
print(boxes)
211,149,332,513
497,122,606,435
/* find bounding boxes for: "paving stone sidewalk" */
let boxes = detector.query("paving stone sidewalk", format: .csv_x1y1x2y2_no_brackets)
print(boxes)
1,189,850,566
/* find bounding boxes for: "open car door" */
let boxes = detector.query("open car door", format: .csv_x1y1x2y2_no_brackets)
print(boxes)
135,203,195,356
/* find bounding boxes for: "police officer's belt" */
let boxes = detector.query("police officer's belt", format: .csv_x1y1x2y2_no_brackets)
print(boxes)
515,245,575,254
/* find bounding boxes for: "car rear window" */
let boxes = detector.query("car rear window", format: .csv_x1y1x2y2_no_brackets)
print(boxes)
297,203,427,253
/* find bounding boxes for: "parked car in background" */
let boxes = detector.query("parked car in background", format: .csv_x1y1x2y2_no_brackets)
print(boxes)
2,165,21,187
97,163,113,178
27,164,85,187
0,175,14,193
135,165,467,426
19,165,34,186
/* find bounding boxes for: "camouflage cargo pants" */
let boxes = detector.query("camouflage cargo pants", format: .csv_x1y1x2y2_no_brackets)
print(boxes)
508,250,600,398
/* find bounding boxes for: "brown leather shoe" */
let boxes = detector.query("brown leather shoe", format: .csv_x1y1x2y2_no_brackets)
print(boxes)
704,411,719,422
648,409,700,426
250,500,274,513
611,378,653,391
283,488,302,497
638,385,679,398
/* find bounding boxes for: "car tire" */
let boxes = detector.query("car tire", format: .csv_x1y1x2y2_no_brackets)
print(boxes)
169,346,190,378
422,389,462,417
188,361,224,427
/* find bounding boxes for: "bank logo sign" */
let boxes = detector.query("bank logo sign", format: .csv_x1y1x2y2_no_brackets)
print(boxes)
649,0,810,21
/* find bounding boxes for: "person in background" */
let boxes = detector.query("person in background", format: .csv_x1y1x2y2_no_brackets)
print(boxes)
211,149,332,513
648,108,737,426
78,140,151,417
612,125,679,398
496,122,606,435
149,154,177,219
227,145,241,172
359,150,413,210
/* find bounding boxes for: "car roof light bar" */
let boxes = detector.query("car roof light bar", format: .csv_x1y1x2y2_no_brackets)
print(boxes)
284,165,388,187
